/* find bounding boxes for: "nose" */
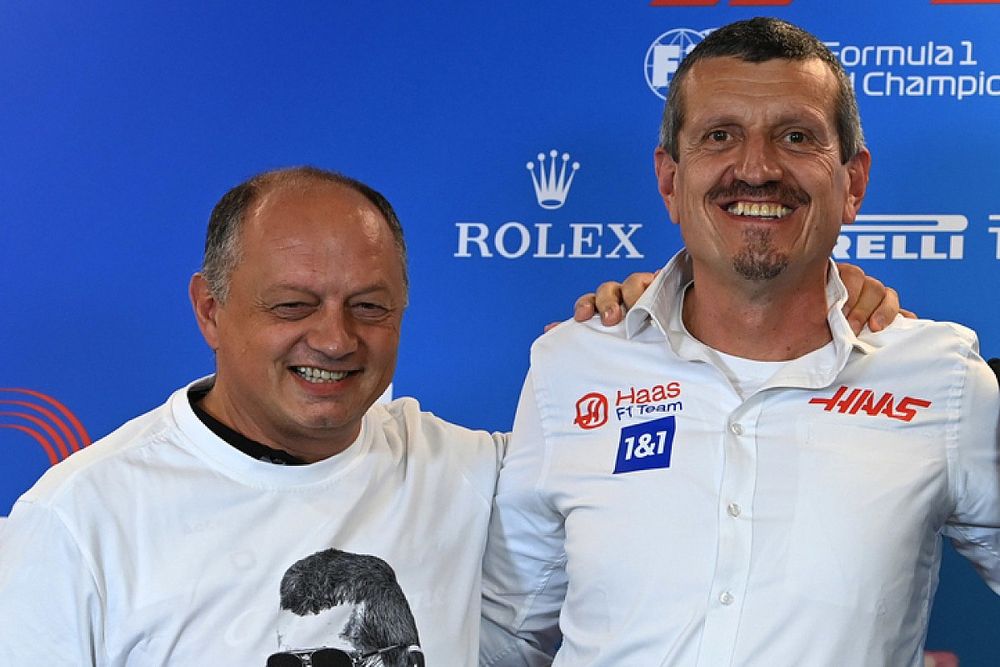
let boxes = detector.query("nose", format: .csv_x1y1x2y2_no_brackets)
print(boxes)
306,305,358,358
732,134,783,186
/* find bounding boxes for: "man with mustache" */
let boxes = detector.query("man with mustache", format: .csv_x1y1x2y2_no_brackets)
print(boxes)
480,17,1000,666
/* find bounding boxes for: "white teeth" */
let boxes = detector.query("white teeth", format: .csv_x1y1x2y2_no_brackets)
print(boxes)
294,366,349,383
726,202,791,218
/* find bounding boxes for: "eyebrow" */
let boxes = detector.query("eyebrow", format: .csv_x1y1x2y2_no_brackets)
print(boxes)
262,282,397,301
689,109,832,137
769,109,830,128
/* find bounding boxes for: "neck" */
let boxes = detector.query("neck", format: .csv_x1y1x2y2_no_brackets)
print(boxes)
682,263,832,361
199,388,357,463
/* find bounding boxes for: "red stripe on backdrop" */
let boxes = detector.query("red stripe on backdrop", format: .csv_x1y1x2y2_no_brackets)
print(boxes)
0,388,91,452
0,408,69,459
1,424,59,466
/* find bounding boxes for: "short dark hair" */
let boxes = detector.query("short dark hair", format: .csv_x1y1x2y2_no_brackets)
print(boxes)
279,549,419,667
659,17,864,164
201,166,407,302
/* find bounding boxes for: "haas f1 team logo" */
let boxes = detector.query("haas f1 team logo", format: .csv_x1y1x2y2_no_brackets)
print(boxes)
809,385,932,423
574,392,609,429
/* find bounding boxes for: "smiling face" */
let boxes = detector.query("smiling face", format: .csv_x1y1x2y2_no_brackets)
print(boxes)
190,180,407,461
655,56,870,289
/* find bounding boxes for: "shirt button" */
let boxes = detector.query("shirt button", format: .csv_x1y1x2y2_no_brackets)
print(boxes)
729,422,743,436
719,591,735,606
727,502,741,518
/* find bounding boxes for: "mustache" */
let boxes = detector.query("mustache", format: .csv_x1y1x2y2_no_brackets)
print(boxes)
707,181,810,207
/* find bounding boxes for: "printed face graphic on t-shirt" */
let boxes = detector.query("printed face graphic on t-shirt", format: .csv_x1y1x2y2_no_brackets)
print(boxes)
275,603,360,653
270,548,421,667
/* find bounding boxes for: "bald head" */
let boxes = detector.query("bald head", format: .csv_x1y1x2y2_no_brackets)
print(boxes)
200,166,407,303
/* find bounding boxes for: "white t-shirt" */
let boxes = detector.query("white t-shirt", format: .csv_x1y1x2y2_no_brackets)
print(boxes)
0,378,505,666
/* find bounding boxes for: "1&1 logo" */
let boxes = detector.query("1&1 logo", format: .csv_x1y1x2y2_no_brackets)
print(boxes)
614,416,677,474
644,28,712,99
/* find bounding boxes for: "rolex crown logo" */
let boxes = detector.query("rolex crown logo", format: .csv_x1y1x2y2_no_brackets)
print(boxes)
527,149,580,210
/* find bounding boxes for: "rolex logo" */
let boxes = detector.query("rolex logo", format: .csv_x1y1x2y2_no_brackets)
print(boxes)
527,150,580,210
454,149,643,261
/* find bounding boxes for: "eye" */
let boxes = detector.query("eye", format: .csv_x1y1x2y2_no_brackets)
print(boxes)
351,302,391,320
784,131,808,144
272,302,314,319
708,129,731,143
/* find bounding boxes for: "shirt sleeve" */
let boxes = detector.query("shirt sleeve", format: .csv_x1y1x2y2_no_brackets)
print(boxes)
480,371,566,666
944,352,1000,594
0,498,104,665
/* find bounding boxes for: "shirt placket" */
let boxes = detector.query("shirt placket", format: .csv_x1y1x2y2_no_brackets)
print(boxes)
695,398,761,667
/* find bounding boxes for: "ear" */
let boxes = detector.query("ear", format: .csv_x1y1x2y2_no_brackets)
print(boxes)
841,148,871,226
189,273,221,351
654,147,680,225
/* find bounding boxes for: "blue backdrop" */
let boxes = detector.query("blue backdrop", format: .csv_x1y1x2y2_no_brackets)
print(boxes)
2,1,998,662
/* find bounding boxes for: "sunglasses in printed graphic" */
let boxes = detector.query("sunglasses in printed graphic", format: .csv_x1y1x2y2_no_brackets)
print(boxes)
266,643,425,667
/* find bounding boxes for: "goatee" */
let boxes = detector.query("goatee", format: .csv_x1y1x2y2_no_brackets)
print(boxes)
732,227,788,280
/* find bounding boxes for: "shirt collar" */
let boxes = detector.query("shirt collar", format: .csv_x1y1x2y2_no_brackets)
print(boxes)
623,249,875,383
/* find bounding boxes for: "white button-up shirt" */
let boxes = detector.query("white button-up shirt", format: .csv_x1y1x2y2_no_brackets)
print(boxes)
480,251,1000,667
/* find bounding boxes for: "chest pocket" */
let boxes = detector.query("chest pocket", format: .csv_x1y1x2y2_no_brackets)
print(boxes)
783,421,947,611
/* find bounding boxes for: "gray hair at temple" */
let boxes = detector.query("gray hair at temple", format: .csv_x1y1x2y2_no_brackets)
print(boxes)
658,17,865,164
200,165,408,302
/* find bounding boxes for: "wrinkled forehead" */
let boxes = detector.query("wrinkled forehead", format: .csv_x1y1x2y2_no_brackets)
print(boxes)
681,56,839,124
251,179,385,229
686,55,838,93
237,184,392,261
240,180,406,283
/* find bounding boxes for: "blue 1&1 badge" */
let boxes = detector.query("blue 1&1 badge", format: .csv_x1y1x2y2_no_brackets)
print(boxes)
613,416,676,474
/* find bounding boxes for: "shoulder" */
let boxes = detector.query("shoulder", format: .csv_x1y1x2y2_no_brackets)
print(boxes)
857,317,998,412
19,394,178,508
858,316,986,376
530,318,632,373
535,317,628,347
367,397,506,492
372,397,505,446
863,315,979,351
